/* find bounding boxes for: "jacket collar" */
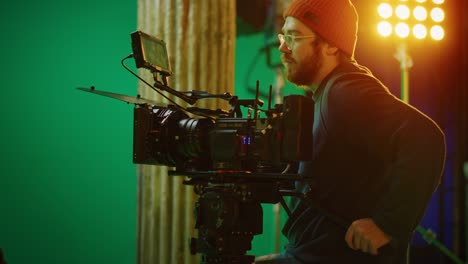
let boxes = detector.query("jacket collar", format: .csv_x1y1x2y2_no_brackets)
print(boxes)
311,61,363,102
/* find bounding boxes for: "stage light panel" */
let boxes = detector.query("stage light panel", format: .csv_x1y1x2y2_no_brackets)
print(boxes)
375,0,444,40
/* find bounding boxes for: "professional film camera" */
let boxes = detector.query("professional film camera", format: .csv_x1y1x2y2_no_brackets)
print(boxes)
78,31,314,264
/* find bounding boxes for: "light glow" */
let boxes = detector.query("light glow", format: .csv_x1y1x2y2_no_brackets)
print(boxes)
378,3,393,19
413,24,427,39
395,22,410,38
377,21,393,37
431,7,445,22
396,4,410,20
413,6,428,21
430,25,444,40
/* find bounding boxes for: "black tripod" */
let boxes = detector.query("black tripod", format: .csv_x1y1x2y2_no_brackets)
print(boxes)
175,171,301,264
190,187,262,264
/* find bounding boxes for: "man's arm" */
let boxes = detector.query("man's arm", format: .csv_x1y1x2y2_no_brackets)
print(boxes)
331,75,446,254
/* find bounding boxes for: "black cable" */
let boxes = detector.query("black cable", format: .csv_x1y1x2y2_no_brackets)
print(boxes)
121,55,183,108
121,55,214,121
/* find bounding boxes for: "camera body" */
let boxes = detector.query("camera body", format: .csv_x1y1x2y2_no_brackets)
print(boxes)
133,94,314,173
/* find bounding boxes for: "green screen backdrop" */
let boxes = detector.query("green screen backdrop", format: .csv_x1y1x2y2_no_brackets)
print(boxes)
0,0,137,263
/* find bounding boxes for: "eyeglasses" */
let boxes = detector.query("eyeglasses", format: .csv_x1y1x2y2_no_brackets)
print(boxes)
278,33,316,50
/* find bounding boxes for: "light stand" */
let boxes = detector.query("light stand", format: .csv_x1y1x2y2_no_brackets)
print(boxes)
395,42,413,103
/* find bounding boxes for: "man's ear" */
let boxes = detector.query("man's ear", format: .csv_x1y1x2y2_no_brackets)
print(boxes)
324,43,339,56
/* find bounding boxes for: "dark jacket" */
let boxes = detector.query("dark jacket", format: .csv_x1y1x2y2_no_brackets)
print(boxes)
283,61,446,263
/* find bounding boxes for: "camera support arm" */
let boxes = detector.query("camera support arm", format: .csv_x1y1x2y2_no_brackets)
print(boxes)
152,71,235,106
152,72,198,105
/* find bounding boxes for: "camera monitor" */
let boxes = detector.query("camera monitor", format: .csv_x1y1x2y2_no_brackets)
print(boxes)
131,31,172,76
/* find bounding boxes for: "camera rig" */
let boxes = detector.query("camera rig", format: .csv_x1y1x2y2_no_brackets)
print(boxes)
78,31,314,264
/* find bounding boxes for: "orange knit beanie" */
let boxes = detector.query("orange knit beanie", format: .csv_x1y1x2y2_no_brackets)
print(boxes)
283,0,358,57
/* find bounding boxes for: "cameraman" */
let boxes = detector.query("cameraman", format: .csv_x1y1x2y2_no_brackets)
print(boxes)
255,0,446,263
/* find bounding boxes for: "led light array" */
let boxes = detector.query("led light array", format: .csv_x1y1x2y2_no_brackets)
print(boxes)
377,0,445,40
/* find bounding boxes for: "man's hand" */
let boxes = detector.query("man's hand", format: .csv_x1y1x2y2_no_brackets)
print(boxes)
345,218,391,255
